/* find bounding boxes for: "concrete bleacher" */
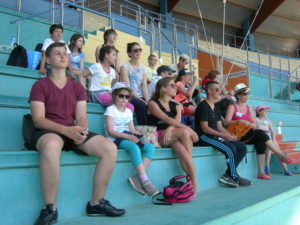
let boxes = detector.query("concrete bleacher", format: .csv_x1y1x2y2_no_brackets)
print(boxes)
1,64,300,225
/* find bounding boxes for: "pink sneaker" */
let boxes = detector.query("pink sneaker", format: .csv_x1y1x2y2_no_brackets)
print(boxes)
257,175,271,180
128,175,145,195
279,157,294,164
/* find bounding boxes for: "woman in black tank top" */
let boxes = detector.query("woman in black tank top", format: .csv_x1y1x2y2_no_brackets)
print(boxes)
147,77,199,195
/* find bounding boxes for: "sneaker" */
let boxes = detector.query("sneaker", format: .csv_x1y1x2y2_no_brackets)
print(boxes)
237,176,252,186
34,204,57,225
257,175,271,180
142,180,159,197
264,166,271,176
128,175,145,195
218,174,238,188
284,170,293,176
86,199,125,217
278,154,295,164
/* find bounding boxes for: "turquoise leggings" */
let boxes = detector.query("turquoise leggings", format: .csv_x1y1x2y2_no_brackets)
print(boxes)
118,140,155,166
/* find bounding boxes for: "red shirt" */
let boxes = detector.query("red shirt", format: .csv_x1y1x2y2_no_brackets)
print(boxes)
29,77,88,126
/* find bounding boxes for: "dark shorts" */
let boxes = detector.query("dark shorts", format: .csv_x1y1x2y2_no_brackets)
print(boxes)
30,129,98,155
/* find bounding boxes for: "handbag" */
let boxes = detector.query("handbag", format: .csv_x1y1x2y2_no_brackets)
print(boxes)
226,121,252,141
152,175,194,205
135,125,160,148
22,114,35,149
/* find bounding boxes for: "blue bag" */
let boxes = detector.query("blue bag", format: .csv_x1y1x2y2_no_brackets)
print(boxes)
27,50,41,70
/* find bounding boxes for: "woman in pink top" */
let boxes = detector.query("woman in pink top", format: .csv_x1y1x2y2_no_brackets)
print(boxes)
225,83,294,180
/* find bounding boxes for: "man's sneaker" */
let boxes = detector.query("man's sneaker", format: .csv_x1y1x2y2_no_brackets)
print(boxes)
34,204,57,225
86,199,125,217
128,175,145,195
237,176,252,186
142,180,159,197
218,174,238,188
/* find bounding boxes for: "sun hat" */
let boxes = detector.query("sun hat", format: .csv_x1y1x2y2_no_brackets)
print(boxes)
234,83,250,94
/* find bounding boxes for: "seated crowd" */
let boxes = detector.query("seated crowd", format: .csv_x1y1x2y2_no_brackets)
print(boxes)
25,24,294,225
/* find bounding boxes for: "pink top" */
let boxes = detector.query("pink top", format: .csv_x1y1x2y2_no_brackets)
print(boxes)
231,104,251,122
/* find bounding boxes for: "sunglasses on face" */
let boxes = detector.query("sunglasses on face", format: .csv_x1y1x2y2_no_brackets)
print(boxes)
117,94,130,99
132,48,142,53
240,92,250,96
210,88,220,92
168,84,177,89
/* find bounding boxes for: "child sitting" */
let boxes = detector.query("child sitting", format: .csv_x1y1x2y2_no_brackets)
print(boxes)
104,82,158,197
255,105,292,176
39,24,73,78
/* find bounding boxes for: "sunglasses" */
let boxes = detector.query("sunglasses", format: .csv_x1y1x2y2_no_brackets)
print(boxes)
210,88,220,92
132,48,142,53
240,92,250,96
168,84,177,89
117,94,130,99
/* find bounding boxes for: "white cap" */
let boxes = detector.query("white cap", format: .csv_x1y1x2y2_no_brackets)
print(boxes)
179,54,190,62
112,82,132,93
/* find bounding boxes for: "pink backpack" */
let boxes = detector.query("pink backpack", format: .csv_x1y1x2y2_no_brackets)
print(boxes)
153,175,194,205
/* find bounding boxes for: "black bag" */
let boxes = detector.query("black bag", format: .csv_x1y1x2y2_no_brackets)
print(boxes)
34,43,43,52
7,44,28,68
34,43,43,70
22,114,35,149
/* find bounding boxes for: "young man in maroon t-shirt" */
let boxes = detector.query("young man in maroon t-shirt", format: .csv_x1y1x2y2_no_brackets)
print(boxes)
29,42,125,225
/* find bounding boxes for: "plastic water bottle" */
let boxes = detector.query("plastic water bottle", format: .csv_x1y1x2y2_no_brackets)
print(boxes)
10,35,16,48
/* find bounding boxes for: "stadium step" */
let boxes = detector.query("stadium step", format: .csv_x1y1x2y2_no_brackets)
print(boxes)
55,174,300,225
0,148,258,225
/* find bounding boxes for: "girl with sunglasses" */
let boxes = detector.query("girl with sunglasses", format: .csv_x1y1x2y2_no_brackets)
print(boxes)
104,82,158,197
147,77,199,195
225,83,294,180
120,42,149,125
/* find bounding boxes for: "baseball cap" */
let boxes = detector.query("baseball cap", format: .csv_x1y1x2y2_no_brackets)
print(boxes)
157,65,172,75
255,105,270,113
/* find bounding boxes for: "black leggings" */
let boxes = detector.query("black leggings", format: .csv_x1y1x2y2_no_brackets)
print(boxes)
130,97,147,125
240,129,270,155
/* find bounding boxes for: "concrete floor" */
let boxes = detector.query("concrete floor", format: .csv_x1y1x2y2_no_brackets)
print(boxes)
56,174,300,225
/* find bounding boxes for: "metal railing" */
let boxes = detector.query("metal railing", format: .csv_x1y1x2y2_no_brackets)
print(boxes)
2,0,300,101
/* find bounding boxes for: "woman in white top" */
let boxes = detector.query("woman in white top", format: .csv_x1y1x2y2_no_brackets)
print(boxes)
120,42,149,125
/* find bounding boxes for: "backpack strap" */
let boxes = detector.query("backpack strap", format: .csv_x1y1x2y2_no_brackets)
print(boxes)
152,193,172,205
169,175,188,184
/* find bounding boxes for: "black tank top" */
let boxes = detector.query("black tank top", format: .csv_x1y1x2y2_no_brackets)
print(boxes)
147,99,178,130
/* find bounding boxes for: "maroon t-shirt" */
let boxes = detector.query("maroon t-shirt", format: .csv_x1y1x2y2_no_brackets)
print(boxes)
29,77,88,126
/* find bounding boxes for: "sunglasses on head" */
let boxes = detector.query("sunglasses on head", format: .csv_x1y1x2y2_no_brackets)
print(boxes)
132,48,142,53
117,94,130,99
